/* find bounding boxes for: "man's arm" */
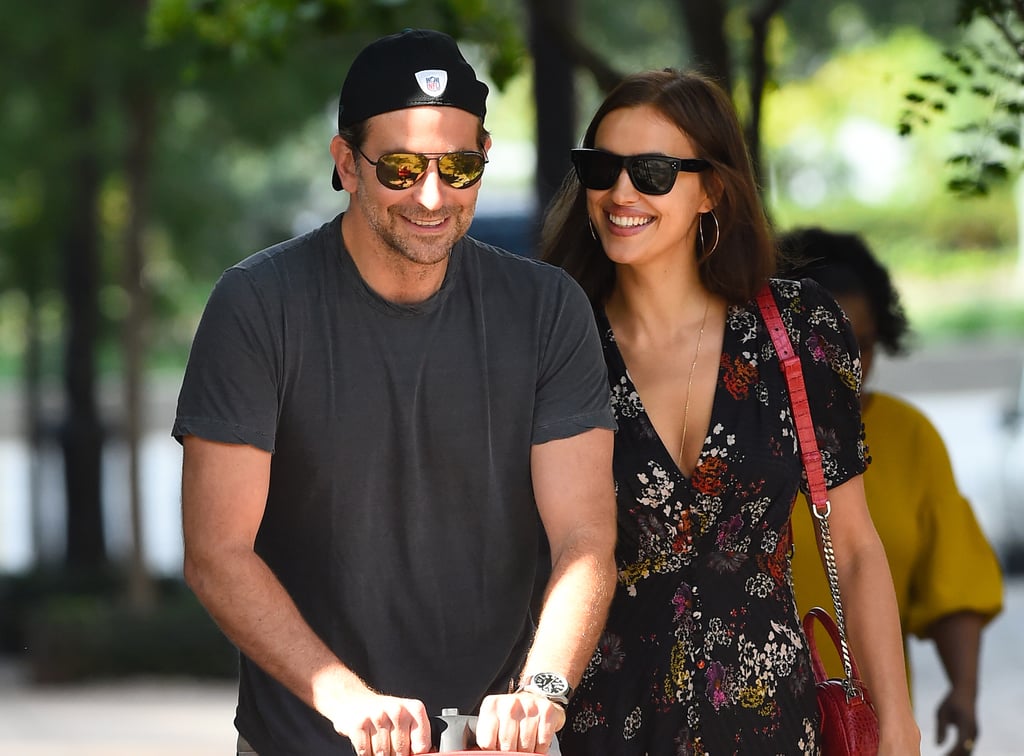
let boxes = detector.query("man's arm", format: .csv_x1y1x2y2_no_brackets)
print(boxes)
181,436,432,756
475,427,618,753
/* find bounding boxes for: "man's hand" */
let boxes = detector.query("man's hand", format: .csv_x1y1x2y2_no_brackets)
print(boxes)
474,692,566,753
328,693,432,756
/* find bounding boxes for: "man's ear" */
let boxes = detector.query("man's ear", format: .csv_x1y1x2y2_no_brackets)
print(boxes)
330,135,359,192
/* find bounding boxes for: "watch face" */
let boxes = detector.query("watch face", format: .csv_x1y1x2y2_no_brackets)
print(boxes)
531,672,570,696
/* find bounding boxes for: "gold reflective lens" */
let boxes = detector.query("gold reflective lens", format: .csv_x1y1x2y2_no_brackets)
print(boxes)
376,153,430,189
437,152,486,188
366,150,487,190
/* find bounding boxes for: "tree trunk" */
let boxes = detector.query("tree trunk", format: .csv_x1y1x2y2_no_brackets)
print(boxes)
527,0,622,95
529,0,578,223
747,0,786,192
122,88,159,609
62,90,106,571
677,0,733,91
23,288,47,566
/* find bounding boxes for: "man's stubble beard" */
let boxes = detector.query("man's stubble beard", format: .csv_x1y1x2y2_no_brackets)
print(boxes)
361,194,476,269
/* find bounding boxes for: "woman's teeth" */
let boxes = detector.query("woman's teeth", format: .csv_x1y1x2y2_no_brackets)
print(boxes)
608,214,652,228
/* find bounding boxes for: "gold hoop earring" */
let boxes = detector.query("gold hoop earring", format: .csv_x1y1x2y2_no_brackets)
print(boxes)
700,210,720,258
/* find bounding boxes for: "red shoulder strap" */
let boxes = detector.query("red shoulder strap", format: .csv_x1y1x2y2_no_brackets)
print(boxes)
755,285,830,515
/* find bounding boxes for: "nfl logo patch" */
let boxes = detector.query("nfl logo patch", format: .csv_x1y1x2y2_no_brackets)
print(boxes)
415,69,448,98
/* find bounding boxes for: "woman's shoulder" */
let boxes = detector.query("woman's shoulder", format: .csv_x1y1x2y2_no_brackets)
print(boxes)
738,278,847,341
766,276,842,315
766,277,851,347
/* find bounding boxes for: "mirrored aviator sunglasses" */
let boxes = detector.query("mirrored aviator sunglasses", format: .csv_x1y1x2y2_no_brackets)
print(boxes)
570,148,710,195
356,147,487,190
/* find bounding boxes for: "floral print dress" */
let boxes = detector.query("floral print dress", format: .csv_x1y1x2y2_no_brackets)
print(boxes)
560,279,867,756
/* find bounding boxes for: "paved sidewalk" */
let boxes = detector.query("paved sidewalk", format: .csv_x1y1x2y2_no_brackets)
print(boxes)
0,668,237,756
0,577,1020,755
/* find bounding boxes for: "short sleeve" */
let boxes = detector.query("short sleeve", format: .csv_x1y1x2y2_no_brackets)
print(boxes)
775,278,868,491
532,271,616,444
172,267,282,451
903,412,1004,636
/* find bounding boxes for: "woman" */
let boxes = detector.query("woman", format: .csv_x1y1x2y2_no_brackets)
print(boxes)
540,69,920,754
781,226,1004,756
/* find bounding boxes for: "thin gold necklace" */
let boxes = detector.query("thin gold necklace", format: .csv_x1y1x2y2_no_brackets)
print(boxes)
678,295,710,468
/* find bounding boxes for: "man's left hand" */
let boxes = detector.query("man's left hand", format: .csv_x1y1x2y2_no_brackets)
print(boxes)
474,692,566,753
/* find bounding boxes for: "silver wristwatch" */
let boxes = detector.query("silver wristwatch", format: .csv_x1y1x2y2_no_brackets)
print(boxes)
516,672,573,706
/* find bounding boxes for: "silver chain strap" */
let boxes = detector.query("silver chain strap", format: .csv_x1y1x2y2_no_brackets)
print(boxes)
813,503,864,700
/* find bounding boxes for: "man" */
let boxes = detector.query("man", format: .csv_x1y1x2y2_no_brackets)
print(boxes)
173,28,617,756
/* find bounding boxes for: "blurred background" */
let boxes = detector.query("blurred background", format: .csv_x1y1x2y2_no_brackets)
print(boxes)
0,0,1022,753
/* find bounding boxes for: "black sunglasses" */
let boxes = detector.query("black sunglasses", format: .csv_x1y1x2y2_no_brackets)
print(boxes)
570,148,710,196
355,146,487,190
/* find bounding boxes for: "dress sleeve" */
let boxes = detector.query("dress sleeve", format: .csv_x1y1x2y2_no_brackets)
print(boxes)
903,409,1004,636
773,278,868,491
171,266,282,452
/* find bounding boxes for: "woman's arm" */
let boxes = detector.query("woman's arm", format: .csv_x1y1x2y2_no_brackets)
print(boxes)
817,475,921,756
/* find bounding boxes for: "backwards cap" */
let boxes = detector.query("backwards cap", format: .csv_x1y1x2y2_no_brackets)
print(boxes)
332,28,489,190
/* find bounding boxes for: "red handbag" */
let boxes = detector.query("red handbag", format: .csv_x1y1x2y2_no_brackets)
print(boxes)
757,285,880,756
804,607,880,755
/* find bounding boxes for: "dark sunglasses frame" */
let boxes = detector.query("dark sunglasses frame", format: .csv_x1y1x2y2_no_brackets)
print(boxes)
570,148,710,195
355,146,488,190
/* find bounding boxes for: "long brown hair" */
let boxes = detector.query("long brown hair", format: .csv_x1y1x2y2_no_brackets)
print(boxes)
540,69,775,306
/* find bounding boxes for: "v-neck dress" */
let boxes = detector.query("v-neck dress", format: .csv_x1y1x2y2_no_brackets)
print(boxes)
560,279,868,756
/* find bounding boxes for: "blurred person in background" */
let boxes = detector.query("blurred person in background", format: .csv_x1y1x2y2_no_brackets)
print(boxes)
781,226,1004,756
174,28,617,756
541,68,919,755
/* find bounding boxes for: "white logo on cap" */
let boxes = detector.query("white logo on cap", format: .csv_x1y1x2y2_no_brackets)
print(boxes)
415,69,448,98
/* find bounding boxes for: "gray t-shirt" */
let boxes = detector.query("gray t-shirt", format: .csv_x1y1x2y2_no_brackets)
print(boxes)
173,214,615,755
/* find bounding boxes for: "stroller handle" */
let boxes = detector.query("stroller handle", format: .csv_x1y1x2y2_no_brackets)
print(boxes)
436,708,562,755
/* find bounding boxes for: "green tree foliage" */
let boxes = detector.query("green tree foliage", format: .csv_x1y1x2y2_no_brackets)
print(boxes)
147,0,527,89
142,0,530,289
779,0,960,77
899,0,1024,195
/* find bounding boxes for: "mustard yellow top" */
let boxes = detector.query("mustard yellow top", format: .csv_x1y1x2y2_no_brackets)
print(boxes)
790,391,1004,678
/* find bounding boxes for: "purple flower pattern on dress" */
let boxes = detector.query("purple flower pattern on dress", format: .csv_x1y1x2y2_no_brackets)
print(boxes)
704,661,728,711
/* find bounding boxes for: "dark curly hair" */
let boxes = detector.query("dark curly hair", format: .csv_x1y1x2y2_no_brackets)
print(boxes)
777,227,910,355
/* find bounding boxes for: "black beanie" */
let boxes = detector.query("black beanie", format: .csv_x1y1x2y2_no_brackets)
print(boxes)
332,29,489,190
